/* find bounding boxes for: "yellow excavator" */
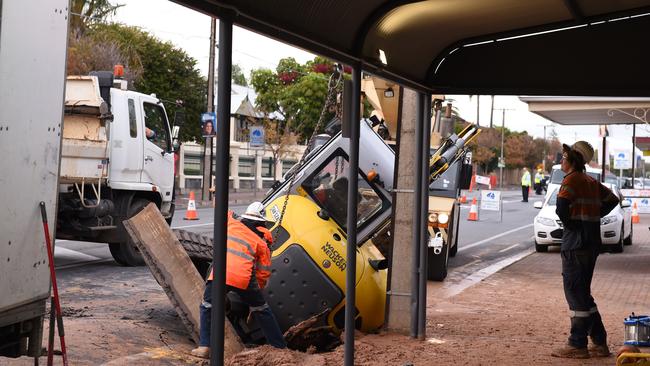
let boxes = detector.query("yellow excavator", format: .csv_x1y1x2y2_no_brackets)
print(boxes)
254,77,480,339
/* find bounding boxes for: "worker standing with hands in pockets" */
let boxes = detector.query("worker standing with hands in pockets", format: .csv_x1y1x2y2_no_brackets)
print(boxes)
551,141,618,359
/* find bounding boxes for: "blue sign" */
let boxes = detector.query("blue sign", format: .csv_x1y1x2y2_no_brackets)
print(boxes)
249,125,265,148
201,112,216,137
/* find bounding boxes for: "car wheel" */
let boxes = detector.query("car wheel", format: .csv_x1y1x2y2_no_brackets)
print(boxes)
534,239,548,253
624,223,633,246
611,225,624,253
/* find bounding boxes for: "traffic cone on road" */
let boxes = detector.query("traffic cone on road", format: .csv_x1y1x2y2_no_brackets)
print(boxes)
468,197,478,221
459,194,467,204
184,191,199,220
632,202,640,224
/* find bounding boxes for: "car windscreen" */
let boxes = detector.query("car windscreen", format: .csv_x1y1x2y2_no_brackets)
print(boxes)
550,169,600,184
547,189,559,206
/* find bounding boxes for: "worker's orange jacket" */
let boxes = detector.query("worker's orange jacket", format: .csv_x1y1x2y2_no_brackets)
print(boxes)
208,211,273,289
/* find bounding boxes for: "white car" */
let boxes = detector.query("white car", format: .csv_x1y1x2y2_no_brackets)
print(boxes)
533,183,632,253
546,164,619,199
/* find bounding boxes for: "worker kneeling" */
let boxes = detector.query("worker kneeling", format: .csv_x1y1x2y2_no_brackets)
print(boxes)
191,202,286,359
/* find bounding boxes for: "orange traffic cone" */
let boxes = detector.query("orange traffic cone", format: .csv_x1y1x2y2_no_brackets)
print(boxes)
184,191,199,220
632,202,640,224
459,195,467,204
468,197,478,221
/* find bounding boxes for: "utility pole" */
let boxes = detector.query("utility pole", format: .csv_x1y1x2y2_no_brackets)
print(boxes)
489,95,494,128
495,108,514,188
476,95,480,127
202,17,217,201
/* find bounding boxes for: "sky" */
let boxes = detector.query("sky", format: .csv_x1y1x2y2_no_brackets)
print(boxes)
111,0,649,160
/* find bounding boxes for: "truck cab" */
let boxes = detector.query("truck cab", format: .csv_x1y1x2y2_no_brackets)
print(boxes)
57,73,177,266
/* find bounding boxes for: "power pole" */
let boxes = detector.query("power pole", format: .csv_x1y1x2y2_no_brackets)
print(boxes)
202,17,217,201
495,108,514,188
476,95,480,127
489,95,494,128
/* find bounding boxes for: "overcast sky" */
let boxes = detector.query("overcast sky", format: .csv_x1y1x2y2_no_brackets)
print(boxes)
111,0,649,158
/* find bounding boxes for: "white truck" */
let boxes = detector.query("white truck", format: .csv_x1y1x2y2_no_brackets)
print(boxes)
0,0,68,357
57,73,179,266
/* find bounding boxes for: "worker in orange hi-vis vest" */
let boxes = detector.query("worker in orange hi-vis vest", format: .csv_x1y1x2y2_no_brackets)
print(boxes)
191,202,286,359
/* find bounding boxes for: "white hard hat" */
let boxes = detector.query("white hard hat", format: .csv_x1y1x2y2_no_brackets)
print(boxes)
241,201,270,222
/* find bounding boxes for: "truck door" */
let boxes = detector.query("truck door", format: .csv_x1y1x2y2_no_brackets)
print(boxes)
140,100,174,200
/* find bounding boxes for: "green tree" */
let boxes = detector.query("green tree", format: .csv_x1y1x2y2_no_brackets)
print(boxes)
251,57,338,140
70,0,123,31
232,64,248,86
70,23,206,143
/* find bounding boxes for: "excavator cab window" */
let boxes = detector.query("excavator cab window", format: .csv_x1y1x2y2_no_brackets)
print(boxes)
302,150,389,231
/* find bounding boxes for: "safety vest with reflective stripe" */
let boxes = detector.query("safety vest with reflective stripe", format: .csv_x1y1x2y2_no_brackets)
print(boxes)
558,172,607,222
534,172,543,184
208,212,273,289
521,171,531,186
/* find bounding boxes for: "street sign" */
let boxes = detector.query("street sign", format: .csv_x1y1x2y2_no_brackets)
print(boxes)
497,157,505,168
249,125,265,149
614,151,632,169
480,190,501,211
465,151,472,164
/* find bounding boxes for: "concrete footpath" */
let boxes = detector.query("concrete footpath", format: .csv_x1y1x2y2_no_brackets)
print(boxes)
3,217,648,365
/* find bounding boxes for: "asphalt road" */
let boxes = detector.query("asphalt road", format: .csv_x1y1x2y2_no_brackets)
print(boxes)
53,190,547,289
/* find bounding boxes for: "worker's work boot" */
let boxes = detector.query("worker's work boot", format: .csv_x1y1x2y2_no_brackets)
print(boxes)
588,343,611,357
551,344,589,359
191,346,210,359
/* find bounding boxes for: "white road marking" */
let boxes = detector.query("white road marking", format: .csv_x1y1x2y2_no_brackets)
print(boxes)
498,243,519,253
459,223,533,252
441,249,534,299
172,222,214,229
54,246,102,261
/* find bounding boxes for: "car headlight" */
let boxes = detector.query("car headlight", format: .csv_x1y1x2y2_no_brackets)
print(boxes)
428,213,438,223
601,215,618,225
438,213,449,224
535,216,556,226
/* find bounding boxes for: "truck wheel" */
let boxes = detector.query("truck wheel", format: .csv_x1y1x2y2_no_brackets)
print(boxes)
113,198,150,266
109,243,127,265
427,239,449,281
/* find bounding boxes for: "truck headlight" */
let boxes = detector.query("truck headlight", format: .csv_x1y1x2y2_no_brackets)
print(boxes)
438,213,449,224
601,215,617,225
535,216,556,226
428,213,438,223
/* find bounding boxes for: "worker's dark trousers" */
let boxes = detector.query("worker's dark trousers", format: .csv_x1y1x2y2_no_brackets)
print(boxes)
561,248,607,348
521,185,529,202
199,280,287,348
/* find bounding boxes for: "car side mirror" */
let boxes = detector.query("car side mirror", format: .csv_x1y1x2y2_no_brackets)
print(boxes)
534,201,543,209
621,199,631,208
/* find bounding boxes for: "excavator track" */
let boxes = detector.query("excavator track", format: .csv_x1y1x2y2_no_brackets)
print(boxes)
173,229,213,261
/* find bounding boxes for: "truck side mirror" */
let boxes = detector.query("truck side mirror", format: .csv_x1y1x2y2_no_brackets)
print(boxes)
459,163,473,190
174,110,185,126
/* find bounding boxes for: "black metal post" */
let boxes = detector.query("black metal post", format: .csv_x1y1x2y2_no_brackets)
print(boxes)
418,94,431,340
411,92,424,338
632,124,636,181
344,63,361,366
601,136,606,182
210,14,233,366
